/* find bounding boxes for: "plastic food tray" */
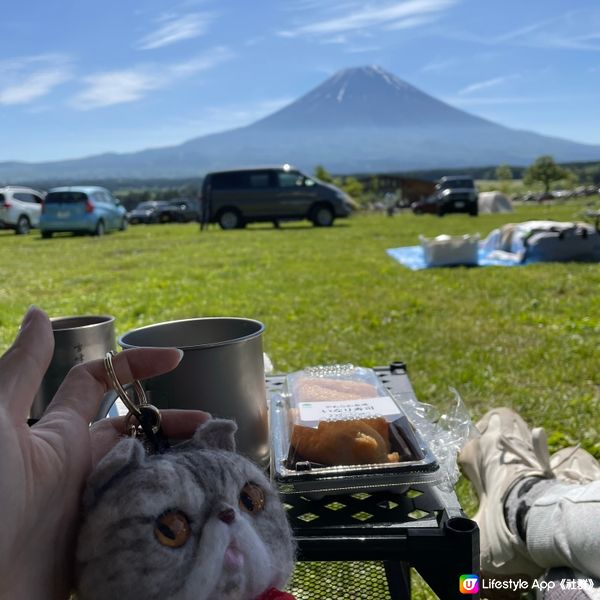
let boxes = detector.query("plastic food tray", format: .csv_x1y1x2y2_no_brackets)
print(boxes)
269,363,440,495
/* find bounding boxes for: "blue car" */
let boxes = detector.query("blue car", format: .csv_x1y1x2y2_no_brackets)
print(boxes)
40,186,127,238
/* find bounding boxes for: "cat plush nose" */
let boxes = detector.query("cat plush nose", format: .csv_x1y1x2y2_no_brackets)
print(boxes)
218,508,236,524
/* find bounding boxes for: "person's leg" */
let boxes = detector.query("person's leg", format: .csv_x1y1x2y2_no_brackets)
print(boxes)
519,448,600,596
458,407,556,576
538,567,600,600
506,447,600,579
525,479,600,578
460,410,600,580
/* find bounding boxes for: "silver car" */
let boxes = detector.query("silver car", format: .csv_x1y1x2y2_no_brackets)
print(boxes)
0,186,45,234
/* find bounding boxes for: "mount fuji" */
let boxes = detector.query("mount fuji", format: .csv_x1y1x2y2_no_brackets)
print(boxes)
1,65,599,181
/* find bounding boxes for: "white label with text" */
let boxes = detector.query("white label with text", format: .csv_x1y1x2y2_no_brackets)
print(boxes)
298,396,401,424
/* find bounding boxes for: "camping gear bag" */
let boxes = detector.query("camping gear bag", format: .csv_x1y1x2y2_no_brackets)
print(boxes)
520,222,600,263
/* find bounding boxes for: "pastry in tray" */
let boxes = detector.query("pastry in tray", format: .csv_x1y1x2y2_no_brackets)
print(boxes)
290,417,400,466
293,377,379,402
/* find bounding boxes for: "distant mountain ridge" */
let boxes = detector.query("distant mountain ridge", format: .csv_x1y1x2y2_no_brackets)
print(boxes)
1,65,599,182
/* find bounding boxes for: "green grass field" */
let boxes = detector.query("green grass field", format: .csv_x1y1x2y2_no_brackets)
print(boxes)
2,199,599,598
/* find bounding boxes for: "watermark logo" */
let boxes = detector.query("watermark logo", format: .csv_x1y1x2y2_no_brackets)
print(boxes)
459,574,479,594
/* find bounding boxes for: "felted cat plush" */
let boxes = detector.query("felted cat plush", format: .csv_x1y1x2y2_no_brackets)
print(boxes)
76,419,296,600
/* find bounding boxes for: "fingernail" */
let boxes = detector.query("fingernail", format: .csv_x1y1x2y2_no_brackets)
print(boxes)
20,305,38,330
174,348,185,363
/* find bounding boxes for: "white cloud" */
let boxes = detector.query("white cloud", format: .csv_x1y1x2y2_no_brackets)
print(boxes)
168,46,234,77
71,47,234,110
458,76,512,95
0,54,72,105
177,97,296,134
445,94,589,106
446,9,600,52
386,14,439,30
344,45,383,54
71,70,160,109
137,12,213,50
421,57,458,72
280,0,456,37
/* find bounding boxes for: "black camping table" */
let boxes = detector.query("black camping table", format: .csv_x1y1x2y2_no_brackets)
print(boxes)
268,365,480,600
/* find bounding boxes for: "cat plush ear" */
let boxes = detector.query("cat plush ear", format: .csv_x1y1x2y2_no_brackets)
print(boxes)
191,418,237,452
83,437,147,509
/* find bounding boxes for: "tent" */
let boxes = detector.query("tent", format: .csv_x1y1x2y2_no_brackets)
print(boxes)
478,191,513,214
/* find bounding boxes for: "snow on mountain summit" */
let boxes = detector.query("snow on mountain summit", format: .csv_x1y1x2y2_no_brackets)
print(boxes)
250,65,488,130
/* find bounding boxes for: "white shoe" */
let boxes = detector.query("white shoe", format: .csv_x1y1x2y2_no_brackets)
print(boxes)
459,408,555,577
551,446,600,484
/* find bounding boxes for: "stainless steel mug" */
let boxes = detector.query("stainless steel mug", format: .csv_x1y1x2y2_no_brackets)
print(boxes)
31,315,116,419
118,318,268,465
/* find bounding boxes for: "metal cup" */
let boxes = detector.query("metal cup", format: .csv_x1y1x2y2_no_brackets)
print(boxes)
31,315,116,420
118,318,268,465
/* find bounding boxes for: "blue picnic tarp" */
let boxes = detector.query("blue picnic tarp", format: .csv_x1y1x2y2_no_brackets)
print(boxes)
386,245,522,270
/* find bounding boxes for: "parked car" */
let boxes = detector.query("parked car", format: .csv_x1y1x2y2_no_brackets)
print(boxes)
200,165,355,229
411,175,478,216
157,198,200,223
127,201,169,224
40,186,127,238
128,199,199,224
0,186,45,234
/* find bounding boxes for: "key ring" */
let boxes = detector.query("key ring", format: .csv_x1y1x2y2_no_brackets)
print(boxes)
103,350,162,436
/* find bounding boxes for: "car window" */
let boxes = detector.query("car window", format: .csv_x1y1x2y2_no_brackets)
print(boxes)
440,179,474,189
45,192,88,204
278,171,303,188
248,172,272,188
211,172,246,189
13,192,37,203
0,194,5,204
92,191,111,204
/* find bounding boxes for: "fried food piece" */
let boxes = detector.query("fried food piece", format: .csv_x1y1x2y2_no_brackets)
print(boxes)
290,418,398,466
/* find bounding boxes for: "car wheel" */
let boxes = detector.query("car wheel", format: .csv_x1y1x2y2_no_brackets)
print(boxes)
94,220,105,236
15,215,31,235
120,218,128,231
41,230,52,239
218,209,242,230
311,204,334,227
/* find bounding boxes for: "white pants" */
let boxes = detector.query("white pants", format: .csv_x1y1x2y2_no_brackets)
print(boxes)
526,481,600,578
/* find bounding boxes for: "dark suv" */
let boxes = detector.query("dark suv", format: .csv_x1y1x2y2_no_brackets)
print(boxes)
411,175,478,216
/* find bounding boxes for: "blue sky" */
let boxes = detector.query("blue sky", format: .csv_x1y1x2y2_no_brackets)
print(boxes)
1,0,599,162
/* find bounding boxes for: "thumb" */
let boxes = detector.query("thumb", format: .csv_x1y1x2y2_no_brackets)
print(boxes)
0,307,54,421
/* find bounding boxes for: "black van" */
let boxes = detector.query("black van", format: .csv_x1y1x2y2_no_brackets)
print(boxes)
200,165,355,229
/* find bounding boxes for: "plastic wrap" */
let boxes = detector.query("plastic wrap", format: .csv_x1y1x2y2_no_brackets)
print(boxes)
392,386,479,492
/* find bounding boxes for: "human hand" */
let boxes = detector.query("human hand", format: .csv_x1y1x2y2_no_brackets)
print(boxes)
0,308,210,600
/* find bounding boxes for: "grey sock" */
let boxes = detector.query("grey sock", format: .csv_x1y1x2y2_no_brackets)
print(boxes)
503,477,561,543
539,568,600,600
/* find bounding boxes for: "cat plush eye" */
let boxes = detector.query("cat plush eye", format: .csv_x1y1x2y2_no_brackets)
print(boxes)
154,510,191,548
239,482,265,514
